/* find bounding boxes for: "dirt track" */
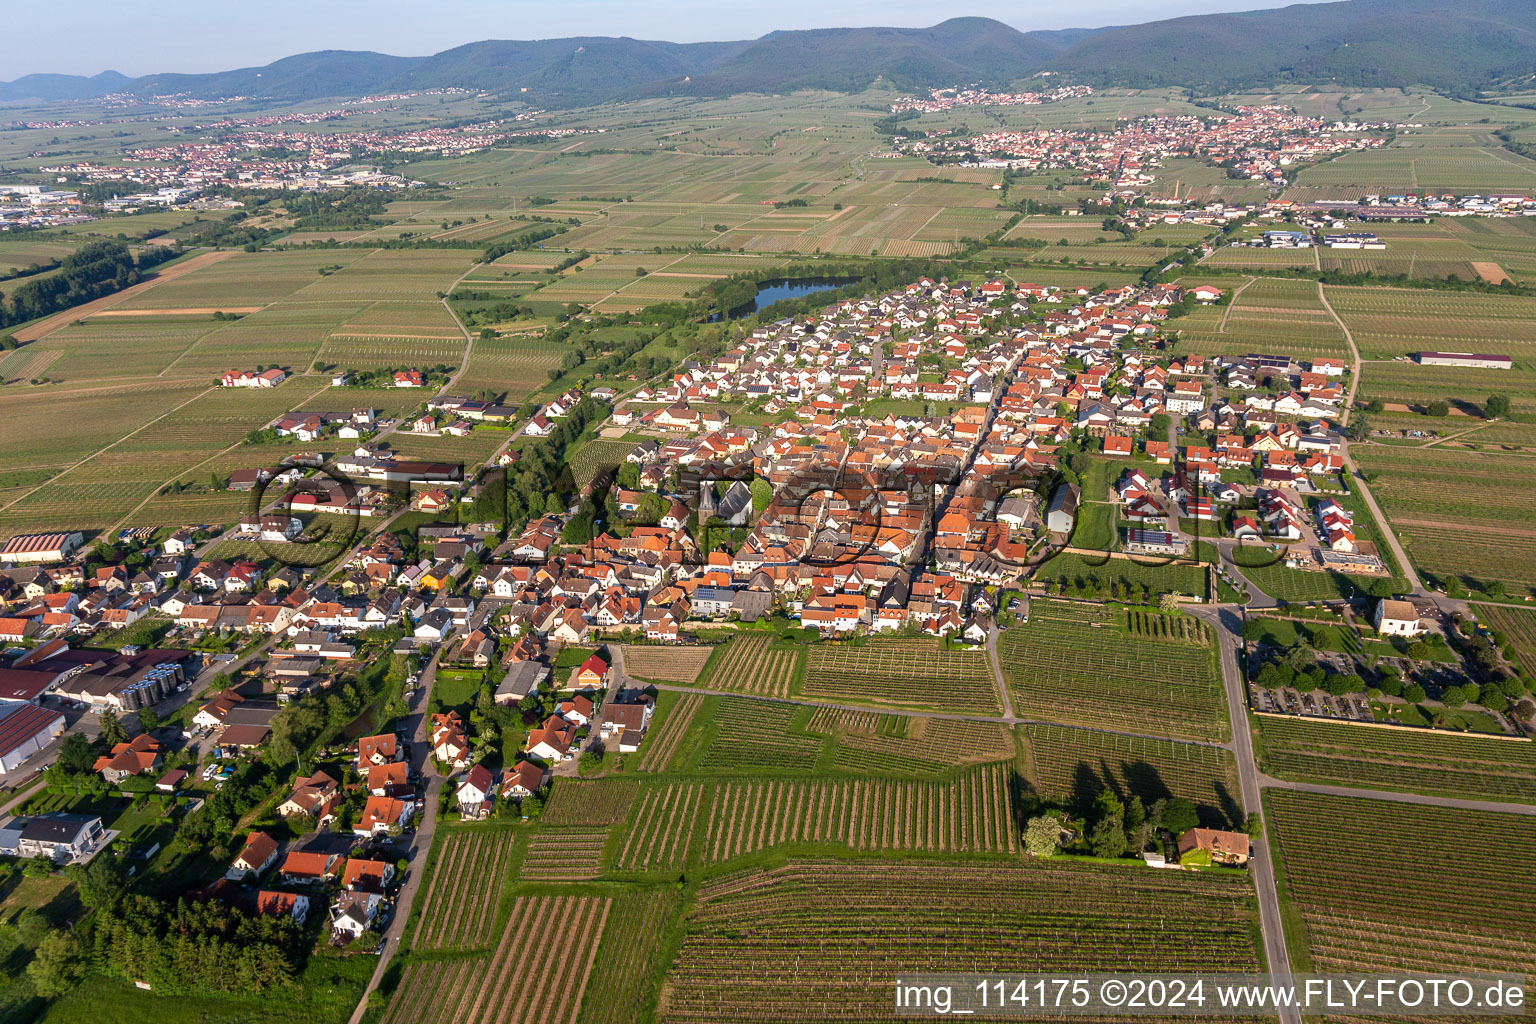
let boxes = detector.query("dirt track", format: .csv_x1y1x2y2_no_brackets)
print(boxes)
12,250,233,342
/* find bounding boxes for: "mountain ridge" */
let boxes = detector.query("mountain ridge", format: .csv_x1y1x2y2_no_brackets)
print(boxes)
1,1,1532,106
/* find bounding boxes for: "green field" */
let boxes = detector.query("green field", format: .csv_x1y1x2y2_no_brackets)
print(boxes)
1267,790,1536,982
1255,715,1536,802
999,602,1228,742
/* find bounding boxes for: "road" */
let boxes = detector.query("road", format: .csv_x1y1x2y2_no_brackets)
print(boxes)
984,627,1016,719
1190,604,1300,1023
345,650,445,1024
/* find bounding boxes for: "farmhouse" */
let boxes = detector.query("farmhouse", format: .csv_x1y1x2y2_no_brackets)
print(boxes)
1177,828,1251,866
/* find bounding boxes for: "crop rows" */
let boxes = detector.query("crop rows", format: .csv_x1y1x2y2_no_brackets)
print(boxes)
577,888,682,1024
702,764,1016,862
661,858,1260,1022
385,894,610,1024
411,829,512,951
1125,610,1211,644
1267,791,1536,987
808,708,1014,774
616,782,705,873
1027,724,1243,827
1255,715,1536,803
639,694,702,772
519,827,611,880
621,644,716,684
999,616,1227,742
1479,604,1536,678
541,779,638,825
801,637,1000,713
698,633,800,697
697,698,822,773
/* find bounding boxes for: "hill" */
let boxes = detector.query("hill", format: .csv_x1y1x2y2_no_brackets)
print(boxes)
2,1,1536,106
657,19,1058,97
1048,0,1536,94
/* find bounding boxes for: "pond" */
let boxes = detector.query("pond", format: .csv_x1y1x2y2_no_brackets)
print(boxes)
723,276,860,318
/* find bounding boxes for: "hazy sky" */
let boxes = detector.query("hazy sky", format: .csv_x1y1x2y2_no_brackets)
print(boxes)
12,0,1295,79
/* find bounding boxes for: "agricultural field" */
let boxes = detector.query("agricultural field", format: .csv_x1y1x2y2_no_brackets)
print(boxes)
540,779,638,825
1267,791,1536,987
1290,126,1536,194
1254,715,1536,803
637,693,703,773
701,764,1017,863
1325,284,1536,361
576,889,682,1024
411,829,514,951
519,827,611,880
690,698,825,775
1478,603,1536,678
661,858,1261,1023
695,633,801,697
1175,276,1352,362
1351,444,1536,592
567,439,635,488
384,894,610,1024
620,645,716,684
1355,358,1536,417
800,636,1000,713
999,602,1228,742
614,782,707,874
807,707,1016,776
1024,723,1244,828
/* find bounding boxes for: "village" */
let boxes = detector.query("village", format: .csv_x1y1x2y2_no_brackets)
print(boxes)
0,265,1514,952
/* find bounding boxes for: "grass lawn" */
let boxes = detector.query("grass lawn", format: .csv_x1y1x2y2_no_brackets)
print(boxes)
431,668,485,712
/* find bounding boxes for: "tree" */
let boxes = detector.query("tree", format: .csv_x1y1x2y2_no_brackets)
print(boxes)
1158,593,1180,614
27,931,84,997
1485,395,1509,419
1439,684,1467,708
1162,797,1199,836
1344,414,1372,442
1364,399,1384,414
99,709,126,748
750,477,773,513
137,706,161,733
1284,644,1315,673
1426,400,1449,418
65,856,126,908
1244,812,1263,838
1088,814,1128,859
1024,815,1064,858
1403,683,1427,703
54,733,96,777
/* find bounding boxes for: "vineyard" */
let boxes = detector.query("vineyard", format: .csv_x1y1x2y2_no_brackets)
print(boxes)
701,764,1017,863
801,637,1001,713
621,645,716,684
385,895,610,1024
541,779,638,825
411,830,513,951
1267,791,1536,990
615,782,706,874
697,633,801,698
807,707,1016,776
577,889,683,1024
1478,603,1536,678
1026,724,1243,828
660,858,1261,1022
695,698,823,774
999,602,1228,742
638,693,702,772
1254,715,1536,803
519,827,612,880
